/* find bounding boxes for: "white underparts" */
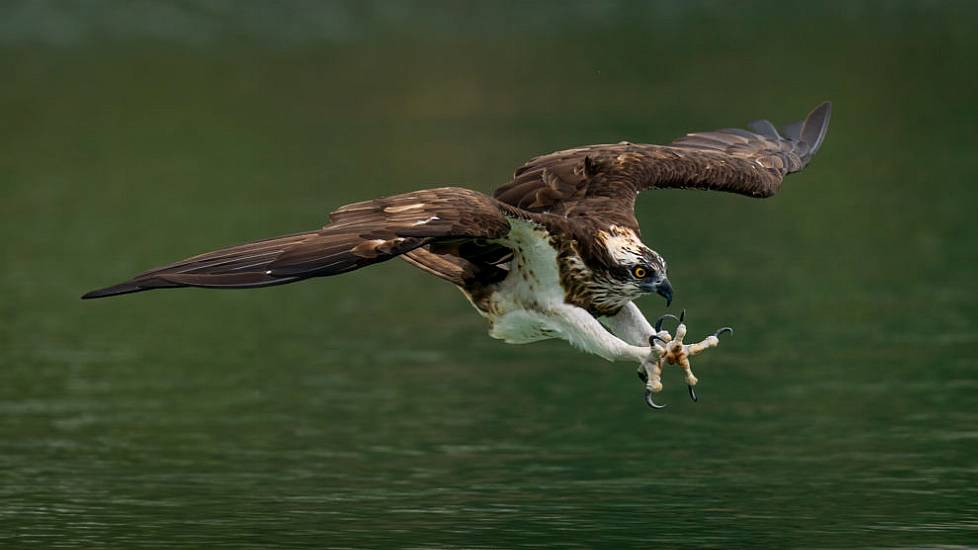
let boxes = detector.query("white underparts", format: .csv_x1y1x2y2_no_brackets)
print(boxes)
480,219,651,364
485,219,565,342
488,310,555,343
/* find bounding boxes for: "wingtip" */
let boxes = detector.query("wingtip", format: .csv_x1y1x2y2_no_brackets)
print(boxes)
807,101,833,130
812,100,833,115
81,288,121,300
802,100,832,156
80,281,146,299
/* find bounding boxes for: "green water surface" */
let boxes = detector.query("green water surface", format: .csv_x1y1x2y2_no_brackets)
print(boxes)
2,2,977,547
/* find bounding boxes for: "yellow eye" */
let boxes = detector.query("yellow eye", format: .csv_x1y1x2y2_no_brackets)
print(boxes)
632,266,647,278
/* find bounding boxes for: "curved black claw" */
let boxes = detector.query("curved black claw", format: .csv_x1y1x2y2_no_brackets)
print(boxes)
654,314,679,332
679,308,686,323
712,327,734,338
637,370,648,383
688,385,698,402
645,389,666,409
649,334,667,346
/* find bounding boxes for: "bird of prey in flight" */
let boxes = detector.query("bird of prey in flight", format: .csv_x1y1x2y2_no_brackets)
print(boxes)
84,102,832,409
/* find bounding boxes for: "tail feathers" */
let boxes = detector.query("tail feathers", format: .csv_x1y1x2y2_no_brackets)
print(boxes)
401,248,470,286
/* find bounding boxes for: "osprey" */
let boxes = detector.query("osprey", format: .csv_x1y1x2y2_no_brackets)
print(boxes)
84,102,832,409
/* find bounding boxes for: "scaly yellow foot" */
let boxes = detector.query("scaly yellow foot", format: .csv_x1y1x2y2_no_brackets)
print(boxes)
639,309,733,409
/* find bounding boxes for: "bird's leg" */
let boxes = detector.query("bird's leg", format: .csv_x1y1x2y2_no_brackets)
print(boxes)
546,303,651,364
600,303,671,385
599,303,732,410
639,341,667,408
680,326,734,401
685,327,734,357
649,310,734,405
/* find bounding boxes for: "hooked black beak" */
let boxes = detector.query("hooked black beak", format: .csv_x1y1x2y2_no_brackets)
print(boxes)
653,278,673,307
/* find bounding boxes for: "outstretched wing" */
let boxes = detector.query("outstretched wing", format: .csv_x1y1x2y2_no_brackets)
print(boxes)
493,101,832,227
82,187,528,298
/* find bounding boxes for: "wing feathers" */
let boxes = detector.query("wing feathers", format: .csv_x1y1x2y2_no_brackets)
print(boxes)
83,187,519,299
781,120,803,141
493,101,832,218
84,104,832,299
800,101,832,156
747,119,781,139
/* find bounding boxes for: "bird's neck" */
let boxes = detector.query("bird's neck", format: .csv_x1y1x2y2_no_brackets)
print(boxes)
555,237,634,317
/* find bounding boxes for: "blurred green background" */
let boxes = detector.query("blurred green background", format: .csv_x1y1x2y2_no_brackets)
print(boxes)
2,1,977,547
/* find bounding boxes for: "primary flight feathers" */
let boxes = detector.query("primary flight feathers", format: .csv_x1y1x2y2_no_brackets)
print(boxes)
495,101,831,222
81,188,524,298
83,102,831,300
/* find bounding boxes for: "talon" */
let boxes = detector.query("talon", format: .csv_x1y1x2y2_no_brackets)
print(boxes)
637,370,648,383
645,389,666,409
712,327,734,338
679,309,686,323
688,385,698,402
649,334,667,346
654,314,679,332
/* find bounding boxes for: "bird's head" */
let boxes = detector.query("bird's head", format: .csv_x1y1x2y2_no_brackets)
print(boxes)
597,225,672,306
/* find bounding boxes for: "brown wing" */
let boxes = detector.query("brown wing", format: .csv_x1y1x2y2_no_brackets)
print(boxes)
493,101,832,226
82,187,526,298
